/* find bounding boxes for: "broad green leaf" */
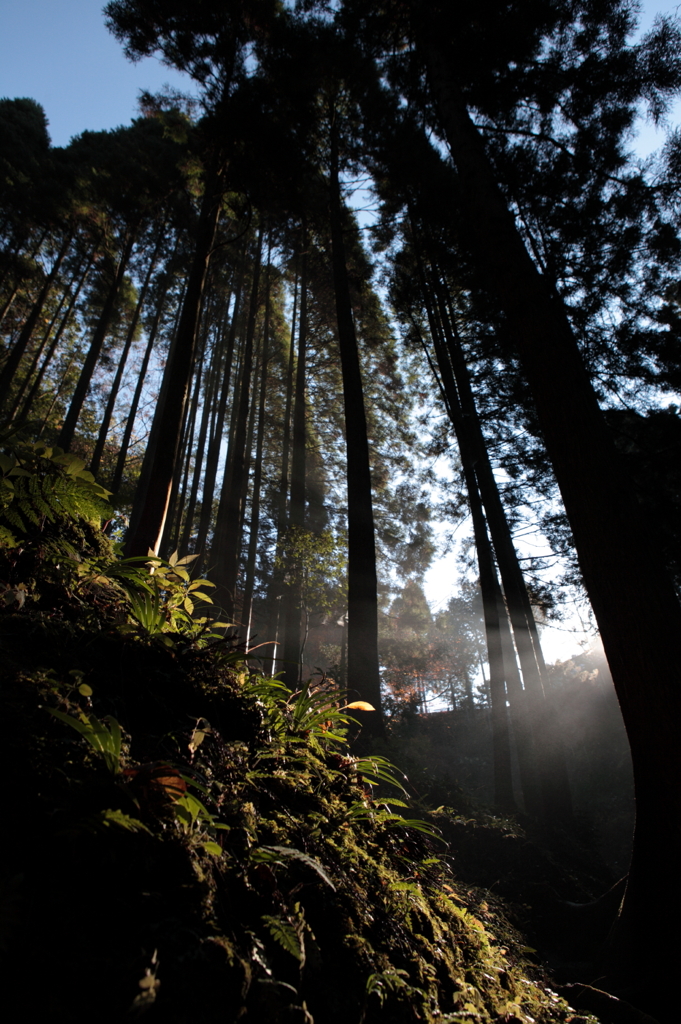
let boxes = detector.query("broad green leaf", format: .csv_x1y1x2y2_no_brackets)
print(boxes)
52,454,86,474
202,841,222,856
176,553,199,565
47,707,95,736
0,453,16,475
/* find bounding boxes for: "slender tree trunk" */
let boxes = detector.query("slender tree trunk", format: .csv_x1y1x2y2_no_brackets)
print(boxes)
161,308,211,557
58,228,137,451
242,252,272,644
126,161,225,556
108,271,173,495
0,283,20,333
417,296,542,812
232,345,261,622
0,231,73,411
415,273,516,811
194,265,243,567
211,224,264,618
179,325,223,556
0,228,49,332
264,272,298,676
89,218,166,477
433,267,573,821
18,253,94,424
425,46,681,1012
282,236,308,689
8,258,77,419
124,282,187,543
328,111,383,731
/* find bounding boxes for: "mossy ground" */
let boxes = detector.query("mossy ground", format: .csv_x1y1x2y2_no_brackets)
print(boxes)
0,536,602,1023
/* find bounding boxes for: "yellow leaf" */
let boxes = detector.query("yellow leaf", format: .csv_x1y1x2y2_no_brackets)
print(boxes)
344,701,376,711
176,553,199,565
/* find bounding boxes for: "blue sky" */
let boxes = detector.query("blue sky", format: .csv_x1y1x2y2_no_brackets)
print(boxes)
0,1,680,151
0,0,197,147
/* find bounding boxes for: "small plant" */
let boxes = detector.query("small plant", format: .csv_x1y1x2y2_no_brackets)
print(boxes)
76,548,229,644
47,707,123,774
0,429,112,546
366,968,416,1007
261,902,310,965
281,681,376,752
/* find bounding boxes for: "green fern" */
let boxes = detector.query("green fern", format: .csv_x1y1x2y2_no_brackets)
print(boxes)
0,431,112,546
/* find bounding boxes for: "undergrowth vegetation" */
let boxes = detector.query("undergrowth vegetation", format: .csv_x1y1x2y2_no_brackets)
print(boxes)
0,439,601,1022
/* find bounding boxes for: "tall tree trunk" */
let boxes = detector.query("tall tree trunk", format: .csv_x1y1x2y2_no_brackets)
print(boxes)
242,251,272,644
328,111,383,731
282,236,308,689
211,225,264,619
124,283,187,544
108,270,173,496
179,320,224,556
58,228,137,451
425,45,681,1012
264,272,298,676
232,344,261,623
0,228,49,332
161,310,211,557
194,267,243,567
89,218,166,478
126,161,225,556
415,270,516,811
432,267,574,822
0,231,73,411
9,251,86,419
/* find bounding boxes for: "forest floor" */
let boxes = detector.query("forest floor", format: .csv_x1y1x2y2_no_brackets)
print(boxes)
0,520,657,1024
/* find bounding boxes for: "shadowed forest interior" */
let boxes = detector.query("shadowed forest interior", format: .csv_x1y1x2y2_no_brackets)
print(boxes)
2,2,681,1022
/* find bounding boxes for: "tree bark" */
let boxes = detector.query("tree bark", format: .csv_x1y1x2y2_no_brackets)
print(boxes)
425,43,681,1012
161,306,211,557
432,267,574,822
89,217,166,478
263,271,298,677
0,231,73,411
108,270,173,496
282,236,308,689
194,265,243,567
415,264,516,812
58,228,137,452
11,248,92,421
242,249,272,644
125,162,225,557
328,111,383,731
211,224,264,617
